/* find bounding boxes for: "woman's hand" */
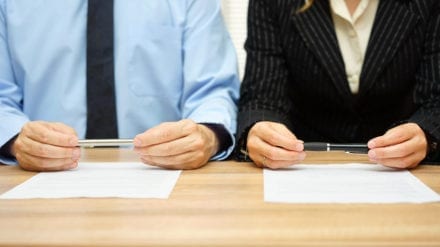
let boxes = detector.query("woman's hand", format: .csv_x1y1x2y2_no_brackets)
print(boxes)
368,123,428,169
246,121,305,169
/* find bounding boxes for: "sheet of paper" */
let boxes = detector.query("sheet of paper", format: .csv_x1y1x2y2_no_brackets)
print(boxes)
264,163,440,203
0,162,181,199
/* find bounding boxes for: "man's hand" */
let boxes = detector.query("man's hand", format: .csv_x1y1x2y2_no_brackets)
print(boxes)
134,119,219,170
11,121,80,171
368,123,428,169
246,121,305,169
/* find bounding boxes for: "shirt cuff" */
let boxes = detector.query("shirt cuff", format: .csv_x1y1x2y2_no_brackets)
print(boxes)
0,134,17,159
0,135,18,165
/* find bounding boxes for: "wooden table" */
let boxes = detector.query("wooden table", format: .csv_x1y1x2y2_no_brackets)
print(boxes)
0,148,439,247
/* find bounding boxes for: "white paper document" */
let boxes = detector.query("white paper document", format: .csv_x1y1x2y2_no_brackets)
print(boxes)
0,162,181,199
264,163,440,204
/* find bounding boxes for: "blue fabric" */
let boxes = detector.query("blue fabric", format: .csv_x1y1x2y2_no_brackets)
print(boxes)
0,0,240,164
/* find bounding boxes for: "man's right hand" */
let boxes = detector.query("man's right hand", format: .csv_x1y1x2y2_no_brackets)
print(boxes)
11,121,81,171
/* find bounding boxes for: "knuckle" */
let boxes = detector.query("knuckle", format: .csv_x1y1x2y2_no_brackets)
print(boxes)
184,121,198,134
159,130,171,140
246,137,257,149
37,145,49,157
265,149,276,160
192,138,204,150
163,144,174,154
252,122,264,133
266,133,278,144
21,124,29,133
14,138,23,151
38,132,49,143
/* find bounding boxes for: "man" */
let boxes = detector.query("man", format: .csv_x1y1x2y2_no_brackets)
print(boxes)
0,0,239,171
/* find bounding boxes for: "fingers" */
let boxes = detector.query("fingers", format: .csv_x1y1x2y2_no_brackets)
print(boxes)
135,120,216,169
13,121,81,171
368,140,424,169
21,121,78,147
368,123,424,149
248,134,305,167
250,122,302,151
368,151,422,169
15,134,80,159
135,129,202,157
254,154,303,169
134,119,195,147
247,121,306,169
368,123,427,169
139,150,207,170
17,152,79,172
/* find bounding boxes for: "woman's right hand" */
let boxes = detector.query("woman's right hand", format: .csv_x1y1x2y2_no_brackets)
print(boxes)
10,121,81,171
246,121,305,169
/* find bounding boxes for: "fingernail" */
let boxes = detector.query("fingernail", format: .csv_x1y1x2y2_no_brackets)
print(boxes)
299,152,306,160
368,150,376,159
368,140,375,148
134,138,142,146
295,142,304,151
72,149,81,160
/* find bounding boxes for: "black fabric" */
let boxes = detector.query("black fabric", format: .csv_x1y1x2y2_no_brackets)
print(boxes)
0,134,18,158
86,0,118,138
237,0,440,162
200,123,232,156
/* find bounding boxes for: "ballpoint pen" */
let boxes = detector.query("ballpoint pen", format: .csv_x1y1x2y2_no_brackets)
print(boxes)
303,142,369,153
77,139,134,147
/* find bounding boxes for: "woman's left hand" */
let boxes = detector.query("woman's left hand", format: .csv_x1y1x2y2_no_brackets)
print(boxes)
367,123,428,169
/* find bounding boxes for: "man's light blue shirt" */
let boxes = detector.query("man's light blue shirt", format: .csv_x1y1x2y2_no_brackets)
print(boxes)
0,0,239,164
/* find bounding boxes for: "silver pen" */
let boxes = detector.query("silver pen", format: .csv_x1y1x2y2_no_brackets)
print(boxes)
77,139,134,147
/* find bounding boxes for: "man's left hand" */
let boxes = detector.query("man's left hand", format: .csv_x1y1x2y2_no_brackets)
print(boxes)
134,119,219,169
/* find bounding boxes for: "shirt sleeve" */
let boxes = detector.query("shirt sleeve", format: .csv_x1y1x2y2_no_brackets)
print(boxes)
0,1,28,164
181,0,240,160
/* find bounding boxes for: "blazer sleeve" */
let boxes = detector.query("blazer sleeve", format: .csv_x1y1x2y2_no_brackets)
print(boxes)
409,2,440,152
236,0,292,159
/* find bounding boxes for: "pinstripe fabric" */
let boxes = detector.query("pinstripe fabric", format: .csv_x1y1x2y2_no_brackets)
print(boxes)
237,0,440,160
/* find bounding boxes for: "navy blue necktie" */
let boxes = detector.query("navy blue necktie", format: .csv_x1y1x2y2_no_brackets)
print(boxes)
86,0,118,138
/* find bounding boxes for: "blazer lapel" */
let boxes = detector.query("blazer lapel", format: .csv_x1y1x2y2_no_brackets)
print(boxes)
291,0,353,103
359,1,420,95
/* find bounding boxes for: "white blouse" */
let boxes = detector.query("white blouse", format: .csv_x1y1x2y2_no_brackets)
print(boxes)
329,0,379,93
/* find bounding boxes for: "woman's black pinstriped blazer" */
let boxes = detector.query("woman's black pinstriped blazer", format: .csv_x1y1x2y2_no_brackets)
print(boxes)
237,0,440,160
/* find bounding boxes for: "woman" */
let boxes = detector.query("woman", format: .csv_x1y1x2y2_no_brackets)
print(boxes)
237,0,440,169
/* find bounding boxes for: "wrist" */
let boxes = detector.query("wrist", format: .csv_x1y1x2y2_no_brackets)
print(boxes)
198,124,220,157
